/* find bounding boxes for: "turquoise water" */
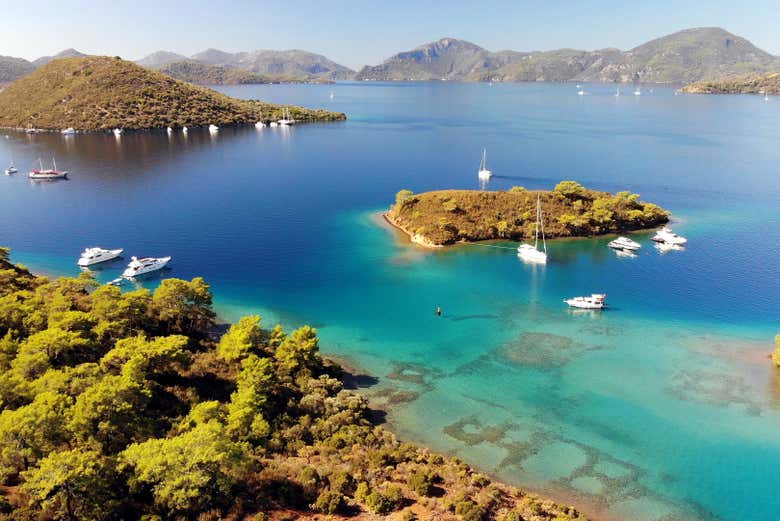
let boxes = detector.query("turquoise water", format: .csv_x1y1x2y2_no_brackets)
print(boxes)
1,82,779,521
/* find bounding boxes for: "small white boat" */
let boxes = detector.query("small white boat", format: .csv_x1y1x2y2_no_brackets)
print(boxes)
651,226,687,245
255,121,266,128
29,158,68,180
765,94,770,102
564,294,607,309
122,256,171,278
518,194,548,264
182,126,189,134
608,236,641,251
329,92,335,100
77,247,123,267
166,126,173,134
634,87,642,96
61,127,76,135
4,161,17,175
113,128,123,136
278,107,296,126
477,148,492,180
615,88,621,97
108,277,126,286
578,89,586,96
269,121,278,127
208,124,219,132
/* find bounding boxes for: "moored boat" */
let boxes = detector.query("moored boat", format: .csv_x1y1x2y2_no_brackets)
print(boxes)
122,256,171,278
477,148,492,180
517,194,548,264
77,247,124,267
278,107,295,126
651,226,687,245
29,158,68,180
4,161,17,175
564,294,607,309
209,124,219,132
61,127,76,135
608,236,641,251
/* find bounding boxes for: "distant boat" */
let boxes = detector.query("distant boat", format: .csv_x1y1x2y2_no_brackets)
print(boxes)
269,121,278,127
615,88,621,97
765,94,770,102
4,161,17,175
61,127,76,135
29,158,68,180
108,277,126,286
78,247,123,267
608,236,641,251
564,294,607,309
113,128,123,136
209,124,219,132
634,87,642,96
166,126,173,134
255,121,266,128
329,91,335,99
278,107,295,126
651,226,687,245
477,148,492,180
182,126,189,134
517,194,548,264
578,89,586,96
122,256,171,278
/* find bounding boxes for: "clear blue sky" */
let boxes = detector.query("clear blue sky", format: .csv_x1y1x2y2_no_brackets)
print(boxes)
4,0,779,69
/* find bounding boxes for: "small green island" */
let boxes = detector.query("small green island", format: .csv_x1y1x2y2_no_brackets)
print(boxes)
385,181,670,247
681,71,780,94
0,248,585,521
0,56,345,132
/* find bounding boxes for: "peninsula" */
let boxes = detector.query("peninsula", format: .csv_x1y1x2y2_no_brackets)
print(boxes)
386,182,670,247
681,71,780,94
0,56,345,132
0,248,585,521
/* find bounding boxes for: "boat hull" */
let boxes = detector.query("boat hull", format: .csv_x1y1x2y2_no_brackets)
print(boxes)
122,257,171,278
77,249,123,267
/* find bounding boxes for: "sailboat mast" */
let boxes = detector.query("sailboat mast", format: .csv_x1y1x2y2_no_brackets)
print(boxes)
52,158,57,171
540,197,547,255
534,194,540,249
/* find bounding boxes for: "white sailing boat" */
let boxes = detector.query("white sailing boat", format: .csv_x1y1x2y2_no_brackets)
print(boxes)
634,87,642,96
615,88,621,97
28,158,68,180
517,194,548,264
477,148,492,180
278,107,295,126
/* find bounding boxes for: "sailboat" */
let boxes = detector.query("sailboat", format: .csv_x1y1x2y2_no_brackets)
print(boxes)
29,158,68,180
634,86,642,96
517,194,548,264
615,87,621,97
477,148,492,180
278,107,296,126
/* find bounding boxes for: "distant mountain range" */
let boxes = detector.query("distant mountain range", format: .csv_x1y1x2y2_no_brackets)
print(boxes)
356,28,780,83
2,27,779,86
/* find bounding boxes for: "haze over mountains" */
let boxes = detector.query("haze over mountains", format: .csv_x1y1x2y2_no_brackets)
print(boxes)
2,27,779,85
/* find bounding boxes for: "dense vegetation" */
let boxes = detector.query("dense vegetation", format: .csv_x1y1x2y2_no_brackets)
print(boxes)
386,182,669,247
0,56,345,132
772,335,780,367
681,72,780,94
0,247,585,521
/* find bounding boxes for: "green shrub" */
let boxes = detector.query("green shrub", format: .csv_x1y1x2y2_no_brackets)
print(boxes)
328,470,355,495
365,484,404,514
501,511,525,521
396,189,415,206
454,499,486,521
554,180,587,199
509,186,526,193
773,334,780,367
313,488,345,514
472,473,490,488
407,469,437,496
355,481,370,502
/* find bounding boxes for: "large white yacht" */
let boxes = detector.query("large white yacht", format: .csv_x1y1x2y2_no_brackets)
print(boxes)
518,194,548,264
651,226,687,245
78,247,124,267
564,294,607,309
477,148,492,180
122,256,171,278
608,236,641,251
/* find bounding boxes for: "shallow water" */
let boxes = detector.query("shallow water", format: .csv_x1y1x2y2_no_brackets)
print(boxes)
1,82,779,521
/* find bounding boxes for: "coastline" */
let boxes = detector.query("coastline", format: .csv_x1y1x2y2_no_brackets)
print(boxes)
382,211,443,249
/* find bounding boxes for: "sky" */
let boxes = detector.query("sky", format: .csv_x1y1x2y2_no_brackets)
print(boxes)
3,0,780,69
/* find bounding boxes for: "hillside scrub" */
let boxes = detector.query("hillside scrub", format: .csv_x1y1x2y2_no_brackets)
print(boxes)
386,181,669,246
0,252,585,521
0,56,345,131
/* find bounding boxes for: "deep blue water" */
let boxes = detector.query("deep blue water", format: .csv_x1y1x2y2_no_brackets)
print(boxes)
1,82,779,521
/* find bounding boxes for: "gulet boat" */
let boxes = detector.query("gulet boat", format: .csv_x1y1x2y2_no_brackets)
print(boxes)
29,158,68,180
564,294,607,309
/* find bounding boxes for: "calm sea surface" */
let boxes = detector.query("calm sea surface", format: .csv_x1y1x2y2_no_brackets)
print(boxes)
1,82,779,521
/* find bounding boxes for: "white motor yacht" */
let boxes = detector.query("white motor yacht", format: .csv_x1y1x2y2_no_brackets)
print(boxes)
564,294,607,309
255,121,266,129
518,194,548,264
167,126,173,134
182,126,189,134
61,127,76,135
4,161,17,175
209,124,219,132
651,226,687,245
269,121,278,127
122,256,171,278
608,236,641,251
113,128,123,136
78,247,124,267
278,107,296,126
477,148,492,180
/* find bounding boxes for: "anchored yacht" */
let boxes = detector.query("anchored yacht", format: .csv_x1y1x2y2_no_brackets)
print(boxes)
255,121,266,129
517,194,548,264
29,158,68,180
651,226,687,245
78,247,124,267
477,148,492,180
564,294,607,309
608,236,641,251
113,128,123,136
4,161,17,175
61,127,76,135
122,256,171,278
209,124,219,132
278,107,295,126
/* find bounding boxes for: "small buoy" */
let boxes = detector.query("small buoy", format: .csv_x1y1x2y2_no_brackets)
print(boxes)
436,306,442,317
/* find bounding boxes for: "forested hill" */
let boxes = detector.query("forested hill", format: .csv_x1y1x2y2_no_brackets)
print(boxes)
0,246,585,521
